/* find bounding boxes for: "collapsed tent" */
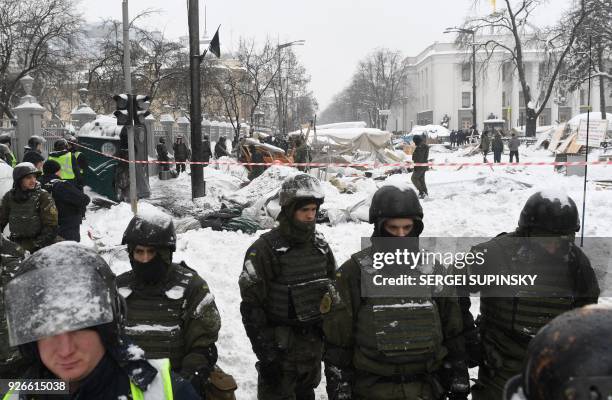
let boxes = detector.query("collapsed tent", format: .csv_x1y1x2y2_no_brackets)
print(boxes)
307,128,394,163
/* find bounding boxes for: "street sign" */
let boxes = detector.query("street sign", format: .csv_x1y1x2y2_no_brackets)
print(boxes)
577,119,609,147
378,109,391,116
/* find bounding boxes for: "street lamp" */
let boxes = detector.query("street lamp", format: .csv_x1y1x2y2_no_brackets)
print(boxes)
445,27,477,130
276,40,305,135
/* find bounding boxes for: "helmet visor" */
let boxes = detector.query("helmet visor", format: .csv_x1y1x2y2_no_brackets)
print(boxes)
6,265,114,346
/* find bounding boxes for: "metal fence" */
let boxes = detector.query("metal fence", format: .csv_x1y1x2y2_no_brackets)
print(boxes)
41,127,70,155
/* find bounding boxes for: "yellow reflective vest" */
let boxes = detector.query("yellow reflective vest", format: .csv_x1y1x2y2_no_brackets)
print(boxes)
47,152,75,180
3,358,174,400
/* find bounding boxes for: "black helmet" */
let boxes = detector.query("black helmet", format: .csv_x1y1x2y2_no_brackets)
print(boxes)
0,133,11,145
27,135,45,149
504,306,612,400
279,173,324,207
369,185,424,235
122,208,176,251
53,138,67,151
12,162,40,182
4,242,125,347
159,137,166,144
518,191,580,234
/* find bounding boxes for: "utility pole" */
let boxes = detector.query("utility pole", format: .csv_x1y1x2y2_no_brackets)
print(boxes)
471,30,477,130
122,0,138,214
188,0,205,199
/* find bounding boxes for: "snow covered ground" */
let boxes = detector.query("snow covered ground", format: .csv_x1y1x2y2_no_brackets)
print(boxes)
80,144,612,399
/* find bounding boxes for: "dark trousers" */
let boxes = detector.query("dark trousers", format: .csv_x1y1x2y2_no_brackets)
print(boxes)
509,151,519,163
411,169,428,196
58,224,81,242
176,162,186,174
493,151,502,163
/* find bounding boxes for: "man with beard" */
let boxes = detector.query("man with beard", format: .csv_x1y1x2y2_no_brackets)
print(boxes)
117,209,223,397
0,162,57,252
460,191,600,400
322,185,469,400
239,173,337,400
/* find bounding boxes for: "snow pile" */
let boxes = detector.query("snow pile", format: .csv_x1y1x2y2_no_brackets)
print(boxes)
317,121,368,130
410,124,450,139
225,166,296,207
78,115,122,138
135,205,173,229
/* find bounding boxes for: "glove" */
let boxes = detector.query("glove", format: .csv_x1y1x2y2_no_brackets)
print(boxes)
449,360,470,399
257,359,282,384
325,364,353,400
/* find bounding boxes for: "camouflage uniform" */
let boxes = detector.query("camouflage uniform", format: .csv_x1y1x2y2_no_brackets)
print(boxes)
460,192,600,400
323,186,468,400
119,211,221,396
239,174,336,400
0,164,58,253
0,236,28,379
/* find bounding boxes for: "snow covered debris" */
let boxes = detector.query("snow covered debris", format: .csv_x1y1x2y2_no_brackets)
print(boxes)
135,204,173,229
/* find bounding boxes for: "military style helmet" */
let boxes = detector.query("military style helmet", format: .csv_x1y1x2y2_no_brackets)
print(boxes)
27,135,45,148
53,138,68,151
518,191,580,234
279,173,324,207
504,306,612,400
122,207,177,251
159,137,166,144
0,133,11,145
0,144,12,160
12,162,40,182
4,242,125,346
369,185,424,235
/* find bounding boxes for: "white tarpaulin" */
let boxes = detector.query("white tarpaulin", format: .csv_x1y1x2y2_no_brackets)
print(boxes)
310,128,393,163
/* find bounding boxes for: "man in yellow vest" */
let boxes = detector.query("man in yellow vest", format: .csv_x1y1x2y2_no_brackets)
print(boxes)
2,242,200,399
47,138,84,189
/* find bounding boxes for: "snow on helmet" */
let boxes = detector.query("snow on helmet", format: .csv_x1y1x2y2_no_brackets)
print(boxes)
518,190,580,234
278,173,324,207
5,242,124,346
12,162,40,182
503,305,612,400
121,207,176,251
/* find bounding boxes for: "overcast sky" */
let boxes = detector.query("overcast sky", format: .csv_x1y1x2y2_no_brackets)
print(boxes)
77,0,572,111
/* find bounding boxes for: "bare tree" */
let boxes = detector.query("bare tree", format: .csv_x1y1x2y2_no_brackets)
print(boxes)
235,38,279,126
0,0,82,119
460,0,594,136
559,0,612,119
320,48,407,128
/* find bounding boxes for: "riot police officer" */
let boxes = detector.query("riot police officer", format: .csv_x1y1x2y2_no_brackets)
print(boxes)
3,241,200,398
118,208,223,396
239,173,336,400
0,162,58,252
322,185,468,400
461,191,600,400
47,138,83,188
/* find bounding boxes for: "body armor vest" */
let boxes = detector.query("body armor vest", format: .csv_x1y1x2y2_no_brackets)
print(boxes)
7,190,42,239
262,229,331,325
480,237,578,338
352,247,444,373
119,263,194,370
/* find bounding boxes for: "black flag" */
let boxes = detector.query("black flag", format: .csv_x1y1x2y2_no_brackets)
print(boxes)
209,25,221,58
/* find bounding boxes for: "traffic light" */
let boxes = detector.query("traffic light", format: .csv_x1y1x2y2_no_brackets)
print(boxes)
133,95,151,126
113,94,132,126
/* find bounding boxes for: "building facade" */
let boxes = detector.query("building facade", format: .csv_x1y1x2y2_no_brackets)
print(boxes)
390,35,610,134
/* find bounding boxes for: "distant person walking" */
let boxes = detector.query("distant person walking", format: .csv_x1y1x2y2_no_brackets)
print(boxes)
492,132,504,163
479,130,490,163
509,133,520,163
411,135,429,199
